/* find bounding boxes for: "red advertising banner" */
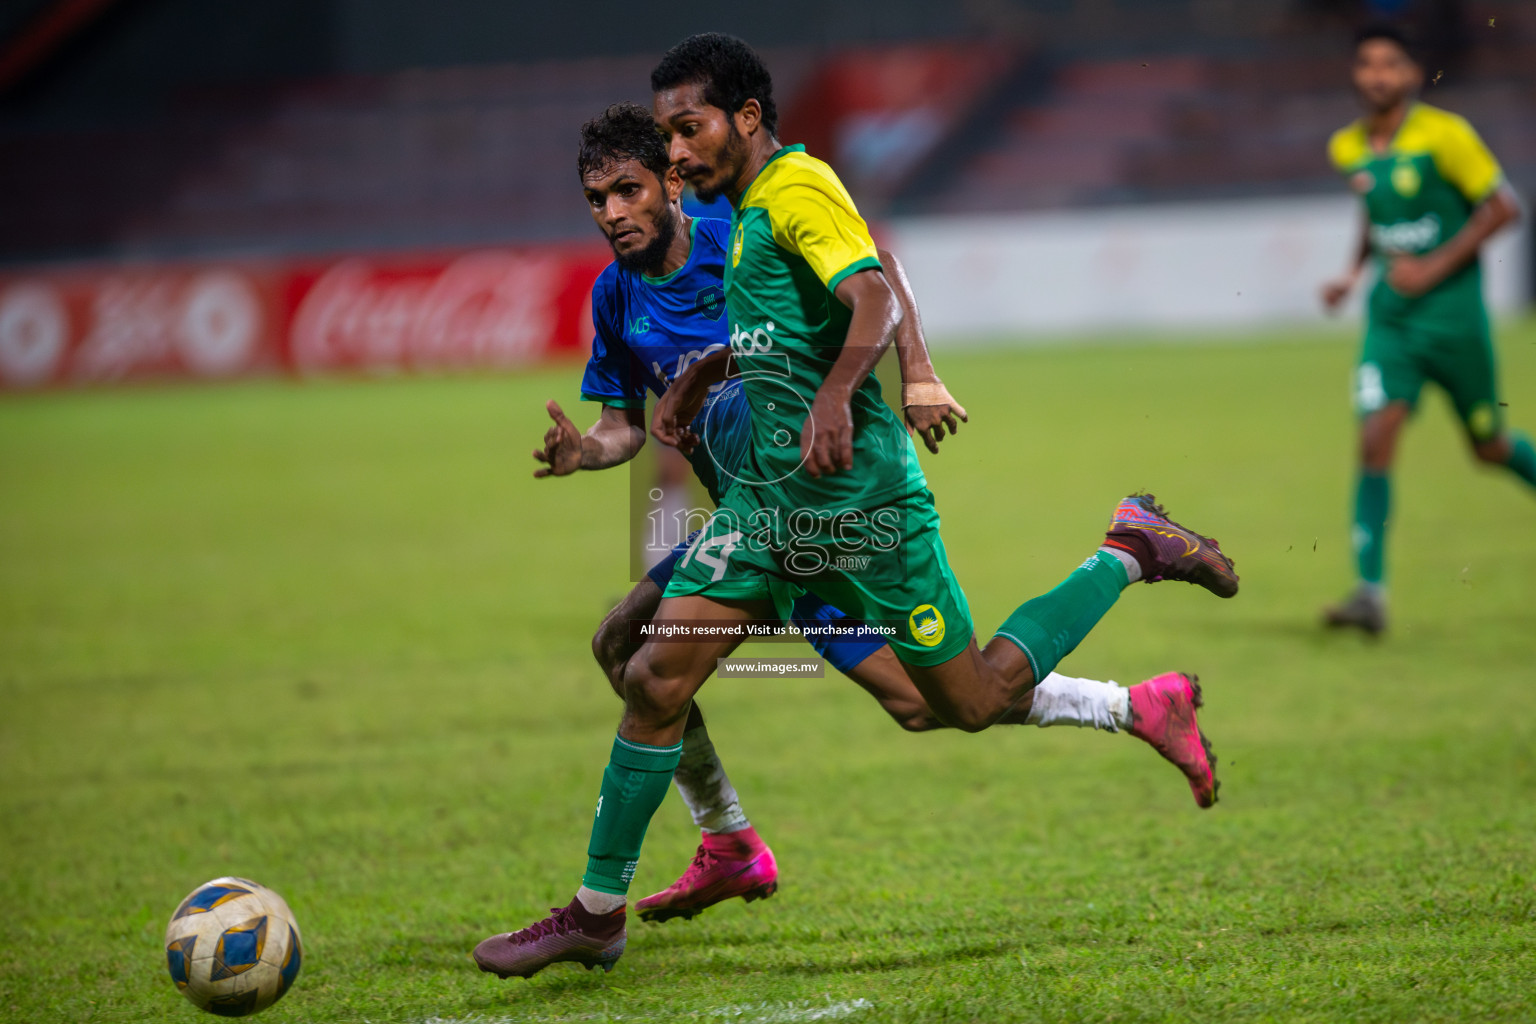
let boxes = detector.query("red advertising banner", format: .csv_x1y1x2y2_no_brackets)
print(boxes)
0,243,609,390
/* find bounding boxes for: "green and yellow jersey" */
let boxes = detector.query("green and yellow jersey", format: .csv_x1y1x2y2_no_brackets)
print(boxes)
723,144,925,509
665,144,973,666
1328,102,1504,325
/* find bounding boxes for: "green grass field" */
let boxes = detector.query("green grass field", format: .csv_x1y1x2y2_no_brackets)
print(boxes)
3,322,1534,1023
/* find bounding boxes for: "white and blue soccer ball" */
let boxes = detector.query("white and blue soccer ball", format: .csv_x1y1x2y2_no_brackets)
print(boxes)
164,877,303,1017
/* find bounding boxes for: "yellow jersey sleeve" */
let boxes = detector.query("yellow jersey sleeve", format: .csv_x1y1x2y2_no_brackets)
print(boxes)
1427,110,1503,203
759,155,881,292
1328,123,1369,172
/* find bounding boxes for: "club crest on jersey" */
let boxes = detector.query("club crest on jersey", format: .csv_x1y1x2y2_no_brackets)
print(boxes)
1391,157,1421,197
695,284,725,321
732,224,745,267
909,604,945,647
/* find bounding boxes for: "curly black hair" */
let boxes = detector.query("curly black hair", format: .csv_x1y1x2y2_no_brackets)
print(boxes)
650,32,778,136
577,102,670,183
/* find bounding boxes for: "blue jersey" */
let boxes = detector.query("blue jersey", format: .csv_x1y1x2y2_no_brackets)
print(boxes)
580,218,750,504
580,217,731,408
582,216,887,674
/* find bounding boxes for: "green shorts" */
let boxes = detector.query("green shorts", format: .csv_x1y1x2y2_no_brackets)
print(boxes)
1356,308,1503,442
663,484,974,667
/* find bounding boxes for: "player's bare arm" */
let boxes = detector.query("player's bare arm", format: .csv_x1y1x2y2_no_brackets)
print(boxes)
651,347,732,453
877,247,968,452
1322,212,1372,312
1386,186,1519,297
532,401,646,478
801,268,902,478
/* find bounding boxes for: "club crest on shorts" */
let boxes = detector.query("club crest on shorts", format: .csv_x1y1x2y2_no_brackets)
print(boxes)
1467,401,1497,440
909,604,945,647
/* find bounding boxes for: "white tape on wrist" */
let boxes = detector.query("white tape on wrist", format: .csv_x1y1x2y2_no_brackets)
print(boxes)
902,381,952,407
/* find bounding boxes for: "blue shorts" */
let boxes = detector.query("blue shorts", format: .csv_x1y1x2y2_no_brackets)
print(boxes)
684,380,755,507
646,535,887,674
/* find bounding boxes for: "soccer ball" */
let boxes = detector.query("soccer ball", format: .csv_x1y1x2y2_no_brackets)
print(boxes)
164,877,303,1017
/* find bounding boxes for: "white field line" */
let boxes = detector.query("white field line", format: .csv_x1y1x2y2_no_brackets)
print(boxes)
412,997,875,1024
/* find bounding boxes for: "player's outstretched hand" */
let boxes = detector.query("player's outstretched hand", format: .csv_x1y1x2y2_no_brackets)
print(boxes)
801,390,855,478
532,400,583,478
651,362,714,455
1320,274,1355,313
902,380,968,454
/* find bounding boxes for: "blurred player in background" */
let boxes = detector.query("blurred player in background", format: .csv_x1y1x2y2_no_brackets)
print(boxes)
1321,24,1530,635
475,39,1238,980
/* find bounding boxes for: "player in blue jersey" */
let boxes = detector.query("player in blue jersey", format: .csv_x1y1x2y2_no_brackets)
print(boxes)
476,104,1220,973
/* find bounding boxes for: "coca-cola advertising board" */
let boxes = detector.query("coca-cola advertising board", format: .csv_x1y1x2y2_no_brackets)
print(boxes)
0,244,609,390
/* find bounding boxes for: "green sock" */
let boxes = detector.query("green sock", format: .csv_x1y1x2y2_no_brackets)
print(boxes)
1353,471,1390,586
1504,431,1536,490
582,734,683,896
994,551,1127,682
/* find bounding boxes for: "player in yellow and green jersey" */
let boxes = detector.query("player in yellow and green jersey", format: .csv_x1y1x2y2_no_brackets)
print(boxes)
1320,24,1530,635
472,34,1243,980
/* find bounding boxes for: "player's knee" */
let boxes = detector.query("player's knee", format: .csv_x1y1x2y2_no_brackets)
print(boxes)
1359,434,1392,470
886,704,943,732
949,713,992,734
1359,406,1407,470
927,702,990,733
621,656,693,724
590,617,628,697
1472,437,1509,465
900,685,993,733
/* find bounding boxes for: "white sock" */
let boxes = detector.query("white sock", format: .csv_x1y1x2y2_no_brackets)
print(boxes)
576,886,625,915
1025,673,1131,732
673,725,750,834
1097,545,1142,583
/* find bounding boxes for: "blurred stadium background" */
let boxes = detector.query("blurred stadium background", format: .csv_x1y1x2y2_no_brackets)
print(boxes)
0,0,1529,387
5,5,1536,1021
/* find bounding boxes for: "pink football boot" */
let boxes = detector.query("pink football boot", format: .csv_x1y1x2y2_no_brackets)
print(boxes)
1128,672,1219,808
473,898,626,979
635,826,778,923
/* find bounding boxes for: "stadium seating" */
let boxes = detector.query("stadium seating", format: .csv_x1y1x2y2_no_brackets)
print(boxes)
0,0,1531,264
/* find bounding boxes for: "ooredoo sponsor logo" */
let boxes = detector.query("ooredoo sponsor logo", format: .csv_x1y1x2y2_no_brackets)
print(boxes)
729,320,775,356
